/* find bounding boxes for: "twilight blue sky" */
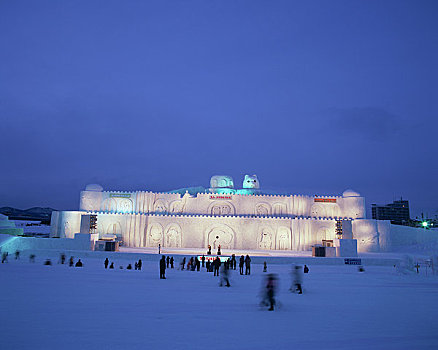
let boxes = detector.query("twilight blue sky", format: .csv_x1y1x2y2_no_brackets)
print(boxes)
0,0,437,217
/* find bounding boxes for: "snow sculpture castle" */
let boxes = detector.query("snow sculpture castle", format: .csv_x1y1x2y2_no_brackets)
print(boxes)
51,175,378,252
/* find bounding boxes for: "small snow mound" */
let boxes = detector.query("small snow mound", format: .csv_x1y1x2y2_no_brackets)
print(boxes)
342,189,360,197
85,184,103,192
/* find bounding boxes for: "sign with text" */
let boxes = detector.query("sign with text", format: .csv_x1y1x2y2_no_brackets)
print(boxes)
344,258,362,265
209,195,232,200
314,198,337,203
198,256,230,263
109,193,131,198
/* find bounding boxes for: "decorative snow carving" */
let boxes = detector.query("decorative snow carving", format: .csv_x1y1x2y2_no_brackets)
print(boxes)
259,228,273,249
147,224,163,246
118,199,133,213
206,225,234,249
243,174,260,189
165,224,182,248
276,227,290,250
255,203,270,216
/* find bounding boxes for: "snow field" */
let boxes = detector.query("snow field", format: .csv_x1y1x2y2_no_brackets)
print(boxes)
0,255,437,350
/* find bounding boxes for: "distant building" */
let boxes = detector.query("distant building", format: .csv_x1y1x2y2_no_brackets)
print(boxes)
371,199,410,225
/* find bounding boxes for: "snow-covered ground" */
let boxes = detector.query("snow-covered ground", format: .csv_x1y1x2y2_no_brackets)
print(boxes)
1,255,437,350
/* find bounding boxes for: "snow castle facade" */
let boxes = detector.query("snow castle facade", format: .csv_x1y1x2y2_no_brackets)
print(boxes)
50,175,391,253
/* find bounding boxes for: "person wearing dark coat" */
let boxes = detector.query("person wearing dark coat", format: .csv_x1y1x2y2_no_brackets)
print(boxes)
304,265,309,274
166,256,170,268
75,259,83,267
206,260,211,272
195,257,200,271
109,262,114,269
104,258,109,269
245,255,251,275
201,255,205,267
263,261,267,272
214,257,221,276
239,255,244,275
69,256,74,267
138,259,142,271
160,256,166,279
127,264,132,270
231,254,237,270
170,257,174,268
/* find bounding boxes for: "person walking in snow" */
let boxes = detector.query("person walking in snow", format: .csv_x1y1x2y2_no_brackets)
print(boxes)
291,265,303,294
170,256,174,269
245,255,251,275
104,258,109,269
166,256,170,268
265,274,277,311
137,259,142,271
160,256,166,279
220,263,231,287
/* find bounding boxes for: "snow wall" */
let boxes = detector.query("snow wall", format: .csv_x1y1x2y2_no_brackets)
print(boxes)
0,233,95,254
353,219,438,254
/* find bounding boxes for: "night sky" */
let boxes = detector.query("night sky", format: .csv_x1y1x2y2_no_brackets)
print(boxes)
1,1,437,217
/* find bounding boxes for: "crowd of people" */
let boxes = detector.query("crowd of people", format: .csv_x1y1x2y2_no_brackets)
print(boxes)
1,247,311,312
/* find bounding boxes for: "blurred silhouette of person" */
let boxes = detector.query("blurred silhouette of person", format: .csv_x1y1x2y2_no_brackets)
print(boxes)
181,257,186,270
220,263,231,287
60,253,66,264
195,257,200,271
127,264,132,270
265,274,277,311
15,250,20,260
206,260,211,272
170,256,174,268
135,262,138,270
291,265,303,294
138,259,142,271
44,259,52,266
75,259,83,267
304,265,309,274
201,255,205,267
158,244,161,254
166,256,170,268
245,255,251,275
109,262,114,269
239,255,244,275
160,256,166,279
1,252,8,263
263,261,267,272
207,245,212,255
217,245,221,255
29,254,36,263
69,256,74,267
104,258,109,269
